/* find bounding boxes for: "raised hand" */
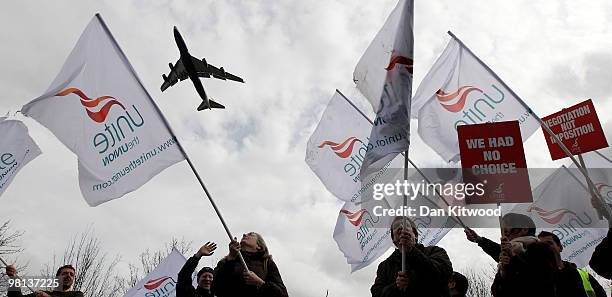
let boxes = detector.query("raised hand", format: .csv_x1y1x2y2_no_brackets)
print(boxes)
5,265,17,278
196,242,217,257
464,228,482,243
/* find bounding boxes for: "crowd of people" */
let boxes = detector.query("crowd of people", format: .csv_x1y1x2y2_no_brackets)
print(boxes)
370,209,611,297
4,208,611,297
5,232,288,297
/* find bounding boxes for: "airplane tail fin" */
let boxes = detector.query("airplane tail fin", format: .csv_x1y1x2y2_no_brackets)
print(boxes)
208,99,225,109
197,98,225,111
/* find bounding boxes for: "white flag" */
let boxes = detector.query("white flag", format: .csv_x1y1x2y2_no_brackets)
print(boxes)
123,248,187,297
21,15,184,206
333,193,455,272
575,150,612,207
511,165,609,267
353,0,413,176
412,35,540,161
305,91,400,202
333,200,394,272
0,119,41,197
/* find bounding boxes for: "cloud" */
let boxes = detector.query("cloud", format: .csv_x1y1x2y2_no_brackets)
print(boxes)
546,51,612,102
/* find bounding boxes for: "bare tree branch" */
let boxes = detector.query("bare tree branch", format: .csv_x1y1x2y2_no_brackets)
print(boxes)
461,264,496,297
0,221,26,295
41,227,122,297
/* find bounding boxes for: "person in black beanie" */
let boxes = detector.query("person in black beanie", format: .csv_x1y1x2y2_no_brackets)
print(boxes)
177,242,217,297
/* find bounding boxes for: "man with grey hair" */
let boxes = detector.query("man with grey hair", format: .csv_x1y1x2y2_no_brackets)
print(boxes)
371,216,453,297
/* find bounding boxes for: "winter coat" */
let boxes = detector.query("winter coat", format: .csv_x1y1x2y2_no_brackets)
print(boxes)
477,237,501,262
211,251,288,297
589,228,611,279
176,255,214,297
371,245,453,297
491,244,557,297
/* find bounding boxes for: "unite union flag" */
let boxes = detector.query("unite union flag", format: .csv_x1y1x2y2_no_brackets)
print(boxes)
0,118,41,198
21,14,184,206
411,34,540,161
352,0,414,177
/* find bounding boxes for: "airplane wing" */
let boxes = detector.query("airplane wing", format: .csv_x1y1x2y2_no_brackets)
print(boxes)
191,56,245,83
161,59,189,91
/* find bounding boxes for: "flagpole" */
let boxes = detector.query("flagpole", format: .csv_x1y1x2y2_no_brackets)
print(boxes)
0,257,35,293
595,150,612,164
578,154,604,220
336,89,467,228
402,151,408,273
96,14,249,271
447,31,612,219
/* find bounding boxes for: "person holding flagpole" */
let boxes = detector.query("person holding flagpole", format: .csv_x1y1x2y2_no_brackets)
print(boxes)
177,242,217,297
371,216,452,297
538,231,607,297
211,232,288,297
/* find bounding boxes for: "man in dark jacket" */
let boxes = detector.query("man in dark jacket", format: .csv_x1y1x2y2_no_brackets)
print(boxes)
177,242,217,297
464,213,536,262
491,240,557,297
538,231,607,297
6,264,84,297
371,216,453,297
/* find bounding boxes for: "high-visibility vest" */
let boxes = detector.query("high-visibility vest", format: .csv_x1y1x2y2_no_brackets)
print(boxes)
576,268,596,297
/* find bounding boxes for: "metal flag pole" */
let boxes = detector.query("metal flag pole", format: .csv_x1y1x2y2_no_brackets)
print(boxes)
578,154,603,220
447,31,612,219
402,151,408,273
96,14,249,271
0,257,36,293
336,89,468,228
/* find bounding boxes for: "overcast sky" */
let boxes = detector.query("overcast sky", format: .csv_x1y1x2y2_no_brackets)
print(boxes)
1,1,612,296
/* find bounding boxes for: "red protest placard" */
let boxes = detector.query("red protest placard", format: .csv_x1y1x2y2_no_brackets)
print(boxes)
542,99,608,160
458,121,533,204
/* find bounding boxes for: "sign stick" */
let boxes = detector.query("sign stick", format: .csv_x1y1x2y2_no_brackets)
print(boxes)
578,154,604,220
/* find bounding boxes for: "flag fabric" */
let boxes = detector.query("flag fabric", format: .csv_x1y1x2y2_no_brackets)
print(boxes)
308,92,455,271
333,199,394,272
352,0,413,176
123,248,187,297
411,35,540,162
0,118,41,197
21,15,184,206
568,150,612,216
333,192,455,272
305,91,400,202
511,162,610,267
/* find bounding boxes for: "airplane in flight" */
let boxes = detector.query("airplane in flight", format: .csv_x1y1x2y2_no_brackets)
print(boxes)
161,26,244,111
